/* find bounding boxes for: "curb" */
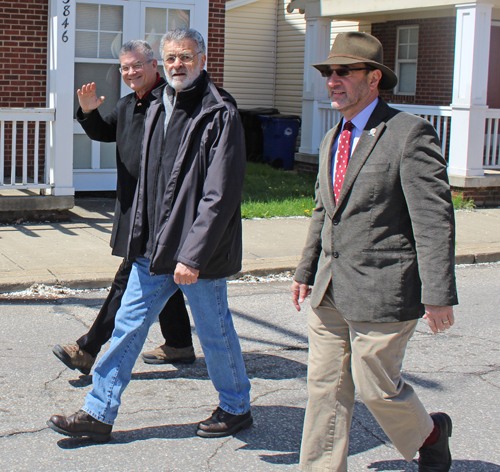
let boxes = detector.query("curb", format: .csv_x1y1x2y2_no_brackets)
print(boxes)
1,253,499,294
455,252,500,265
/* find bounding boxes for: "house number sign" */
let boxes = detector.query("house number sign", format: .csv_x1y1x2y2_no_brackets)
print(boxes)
61,0,71,43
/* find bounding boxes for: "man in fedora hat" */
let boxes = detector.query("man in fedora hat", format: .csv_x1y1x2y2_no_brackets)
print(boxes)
291,32,457,471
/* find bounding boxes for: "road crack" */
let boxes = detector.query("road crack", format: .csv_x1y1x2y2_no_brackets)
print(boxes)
0,427,48,439
251,386,303,403
206,436,232,471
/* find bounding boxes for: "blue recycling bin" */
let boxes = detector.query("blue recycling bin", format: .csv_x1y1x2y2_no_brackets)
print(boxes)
259,114,301,170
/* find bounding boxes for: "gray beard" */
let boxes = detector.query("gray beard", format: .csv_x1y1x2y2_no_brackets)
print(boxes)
165,68,201,91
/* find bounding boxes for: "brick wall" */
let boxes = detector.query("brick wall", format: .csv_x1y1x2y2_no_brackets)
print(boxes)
452,187,500,207
0,0,49,108
207,0,226,86
0,0,49,182
295,160,318,176
371,17,455,106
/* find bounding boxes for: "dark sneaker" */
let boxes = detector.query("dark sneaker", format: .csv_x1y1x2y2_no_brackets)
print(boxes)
419,412,453,472
197,407,253,438
47,410,112,442
141,344,196,365
52,343,95,375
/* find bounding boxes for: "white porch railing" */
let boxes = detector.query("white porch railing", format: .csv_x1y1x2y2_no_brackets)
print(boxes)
318,101,453,161
318,102,500,170
318,101,342,143
390,104,452,162
484,109,500,168
0,108,55,190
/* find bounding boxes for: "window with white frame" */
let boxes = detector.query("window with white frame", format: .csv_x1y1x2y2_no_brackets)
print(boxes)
144,7,190,60
74,3,123,117
73,2,124,169
395,26,418,95
71,0,200,188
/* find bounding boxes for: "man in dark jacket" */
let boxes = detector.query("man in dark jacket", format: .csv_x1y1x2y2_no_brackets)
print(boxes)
52,40,195,376
47,29,251,442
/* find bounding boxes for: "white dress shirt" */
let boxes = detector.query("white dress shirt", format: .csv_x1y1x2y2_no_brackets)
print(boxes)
331,97,379,186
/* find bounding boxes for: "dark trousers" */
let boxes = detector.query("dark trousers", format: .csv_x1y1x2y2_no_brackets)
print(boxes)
76,260,193,358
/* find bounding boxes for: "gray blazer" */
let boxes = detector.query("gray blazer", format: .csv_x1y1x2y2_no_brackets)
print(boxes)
294,99,458,323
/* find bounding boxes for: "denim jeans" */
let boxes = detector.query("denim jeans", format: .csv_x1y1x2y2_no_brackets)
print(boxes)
83,256,251,425
77,260,192,357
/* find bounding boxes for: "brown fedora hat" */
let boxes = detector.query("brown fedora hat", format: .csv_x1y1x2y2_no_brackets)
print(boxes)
312,32,398,90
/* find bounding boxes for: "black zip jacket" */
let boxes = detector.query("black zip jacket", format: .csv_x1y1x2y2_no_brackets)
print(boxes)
127,71,246,279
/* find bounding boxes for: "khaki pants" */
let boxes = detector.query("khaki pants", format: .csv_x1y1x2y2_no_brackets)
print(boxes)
299,288,433,472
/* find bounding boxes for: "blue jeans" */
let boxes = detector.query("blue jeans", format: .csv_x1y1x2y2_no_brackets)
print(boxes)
83,256,251,425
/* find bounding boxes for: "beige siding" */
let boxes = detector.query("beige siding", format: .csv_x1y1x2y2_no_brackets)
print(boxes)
331,20,371,46
275,0,306,115
224,6,367,114
224,0,278,108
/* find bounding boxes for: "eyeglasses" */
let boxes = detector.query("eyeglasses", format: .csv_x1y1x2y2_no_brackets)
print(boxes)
119,61,152,74
163,51,202,65
321,67,374,78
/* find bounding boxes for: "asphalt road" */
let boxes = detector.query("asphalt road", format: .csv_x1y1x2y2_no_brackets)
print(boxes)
0,264,499,472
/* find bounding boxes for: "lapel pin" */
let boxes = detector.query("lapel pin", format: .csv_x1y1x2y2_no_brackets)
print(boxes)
368,128,377,136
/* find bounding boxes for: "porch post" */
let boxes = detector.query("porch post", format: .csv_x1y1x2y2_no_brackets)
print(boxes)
448,3,493,177
45,0,75,196
298,17,331,155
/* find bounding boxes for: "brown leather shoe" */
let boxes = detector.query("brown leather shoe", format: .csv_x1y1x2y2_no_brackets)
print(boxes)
141,343,196,364
47,410,112,442
52,343,95,375
197,407,253,438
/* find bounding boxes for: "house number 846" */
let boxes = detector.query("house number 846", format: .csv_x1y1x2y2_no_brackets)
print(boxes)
61,0,71,43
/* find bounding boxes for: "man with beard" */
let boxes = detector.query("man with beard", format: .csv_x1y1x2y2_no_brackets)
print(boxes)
47,28,252,442
52,39,195,376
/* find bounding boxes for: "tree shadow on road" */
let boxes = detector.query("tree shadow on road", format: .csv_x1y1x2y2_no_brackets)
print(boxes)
54,402,396,468
55,405,303,452
367,459,500,471
401,372,443,391
68,352,307,387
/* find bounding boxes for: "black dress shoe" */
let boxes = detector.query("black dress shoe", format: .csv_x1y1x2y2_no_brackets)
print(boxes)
47,410,112,442
419,412,452,472
197,407,253,438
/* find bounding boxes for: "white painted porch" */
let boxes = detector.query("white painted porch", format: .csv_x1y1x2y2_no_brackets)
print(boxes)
1,104,498,201
295,2,500,190
0,108,75,218
0,108,55,191
316,102,500,168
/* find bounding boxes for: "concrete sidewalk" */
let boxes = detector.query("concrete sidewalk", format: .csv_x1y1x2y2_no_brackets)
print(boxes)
0,197,498,293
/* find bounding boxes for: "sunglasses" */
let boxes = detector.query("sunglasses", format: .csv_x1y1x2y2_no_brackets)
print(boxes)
321,67,374,78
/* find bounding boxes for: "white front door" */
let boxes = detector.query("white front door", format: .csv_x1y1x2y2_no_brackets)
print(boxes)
72,0,205,191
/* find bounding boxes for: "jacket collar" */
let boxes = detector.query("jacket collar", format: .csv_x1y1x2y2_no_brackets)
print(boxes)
149,71,231,122
152,70,208,103
137,73,162,99
326,98,396,215
125,76,166,122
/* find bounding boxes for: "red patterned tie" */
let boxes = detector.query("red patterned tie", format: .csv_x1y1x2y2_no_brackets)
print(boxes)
334,121,354,204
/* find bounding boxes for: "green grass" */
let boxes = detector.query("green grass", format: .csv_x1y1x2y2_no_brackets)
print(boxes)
242,163,475,218
241,162,316,218
452,193,476,210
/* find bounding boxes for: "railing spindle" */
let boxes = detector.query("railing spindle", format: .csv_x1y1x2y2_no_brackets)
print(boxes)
23,120,28,185
34,121,40,185
11,121,17,185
